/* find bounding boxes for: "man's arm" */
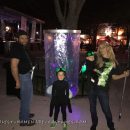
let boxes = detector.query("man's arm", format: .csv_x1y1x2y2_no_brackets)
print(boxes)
11,58,20,89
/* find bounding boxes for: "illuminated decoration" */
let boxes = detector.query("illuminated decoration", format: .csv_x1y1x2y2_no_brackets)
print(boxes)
97,62,113,87
44,29,81,98
56,67,66,73
81,51,94,73
81,64,87,73
86,51,94,57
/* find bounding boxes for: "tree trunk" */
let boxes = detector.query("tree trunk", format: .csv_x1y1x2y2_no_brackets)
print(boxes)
54,0,86,29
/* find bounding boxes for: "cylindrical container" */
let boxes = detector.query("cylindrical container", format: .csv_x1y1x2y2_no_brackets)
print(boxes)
44,29,81,98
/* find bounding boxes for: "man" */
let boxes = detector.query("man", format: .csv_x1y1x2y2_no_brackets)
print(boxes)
10,30,35,126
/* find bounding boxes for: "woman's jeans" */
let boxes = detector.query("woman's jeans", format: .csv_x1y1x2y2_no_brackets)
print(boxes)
88,87,115,130
19,72,33,121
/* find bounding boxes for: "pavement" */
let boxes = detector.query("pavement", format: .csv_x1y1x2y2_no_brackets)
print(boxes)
0,54,130,130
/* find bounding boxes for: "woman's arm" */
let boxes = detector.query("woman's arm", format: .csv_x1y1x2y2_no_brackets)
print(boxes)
112,70,129,80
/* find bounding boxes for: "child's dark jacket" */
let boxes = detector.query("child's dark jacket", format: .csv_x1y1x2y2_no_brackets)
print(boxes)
49,80,72,117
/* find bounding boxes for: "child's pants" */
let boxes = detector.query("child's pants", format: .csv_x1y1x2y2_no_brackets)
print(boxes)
54,103,66,122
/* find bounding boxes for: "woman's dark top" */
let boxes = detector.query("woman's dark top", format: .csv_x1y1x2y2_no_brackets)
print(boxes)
94,58,120,91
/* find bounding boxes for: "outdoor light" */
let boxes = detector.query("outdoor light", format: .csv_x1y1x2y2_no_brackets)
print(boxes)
96,35,100,40
36,31,39,35
118,36,122,40
118,29,124,36
105,27,112,36
85,40,89,44
5,26,11,32
80,34,86,39
17,24,20,30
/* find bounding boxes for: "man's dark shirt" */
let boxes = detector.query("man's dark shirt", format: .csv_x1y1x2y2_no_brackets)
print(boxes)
10,43,32,74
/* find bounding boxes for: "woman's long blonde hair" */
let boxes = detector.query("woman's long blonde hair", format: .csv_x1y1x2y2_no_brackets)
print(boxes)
96,41,118,68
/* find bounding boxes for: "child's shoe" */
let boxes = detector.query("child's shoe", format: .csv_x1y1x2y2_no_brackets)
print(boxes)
63,122,67,130
50,120,57,128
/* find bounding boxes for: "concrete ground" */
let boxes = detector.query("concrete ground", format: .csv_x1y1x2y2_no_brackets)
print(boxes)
0,56,130,130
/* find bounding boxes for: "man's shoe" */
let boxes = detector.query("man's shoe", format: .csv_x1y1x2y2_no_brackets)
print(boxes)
20,119,35,126
19,113,35,119
29,113,35,118
90,125,96,130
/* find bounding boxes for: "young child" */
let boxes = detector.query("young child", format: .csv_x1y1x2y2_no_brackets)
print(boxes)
49,68,72,130
81,51,96,94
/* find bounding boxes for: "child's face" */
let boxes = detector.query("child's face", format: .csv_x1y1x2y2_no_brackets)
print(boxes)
86,56,94,61
57,72,65,80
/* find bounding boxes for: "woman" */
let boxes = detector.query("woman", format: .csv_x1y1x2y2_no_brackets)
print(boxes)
88,41,129,130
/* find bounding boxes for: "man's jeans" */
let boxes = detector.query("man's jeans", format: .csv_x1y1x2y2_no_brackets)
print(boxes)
19,72,33,121
88,87,115,130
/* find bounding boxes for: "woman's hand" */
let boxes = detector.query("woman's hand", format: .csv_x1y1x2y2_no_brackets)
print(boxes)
123,70,129,77
112,70,129,80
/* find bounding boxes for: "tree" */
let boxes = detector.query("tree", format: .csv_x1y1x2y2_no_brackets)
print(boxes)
54,0,86,29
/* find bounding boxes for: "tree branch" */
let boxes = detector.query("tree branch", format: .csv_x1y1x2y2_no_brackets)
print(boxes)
63,0,68,19
54,0,65,25
76,0,86,17
54,0,86,29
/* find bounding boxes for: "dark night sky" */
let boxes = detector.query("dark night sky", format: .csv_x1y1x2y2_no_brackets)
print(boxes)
1,0,130,29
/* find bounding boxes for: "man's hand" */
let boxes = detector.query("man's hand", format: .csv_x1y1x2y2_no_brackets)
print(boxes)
15,80,20,89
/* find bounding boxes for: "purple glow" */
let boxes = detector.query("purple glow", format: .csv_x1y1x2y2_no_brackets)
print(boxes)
69,85,78,97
